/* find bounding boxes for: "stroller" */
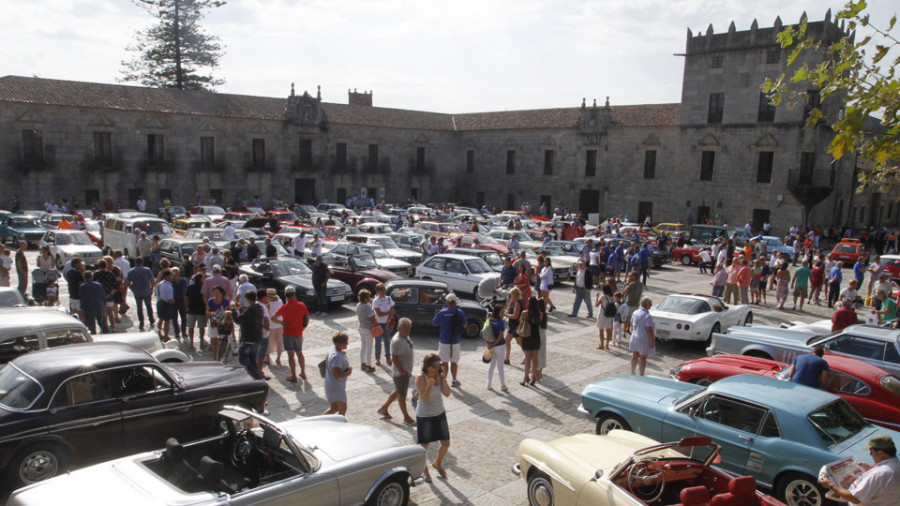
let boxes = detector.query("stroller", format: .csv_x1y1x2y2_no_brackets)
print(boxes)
32,268,61,305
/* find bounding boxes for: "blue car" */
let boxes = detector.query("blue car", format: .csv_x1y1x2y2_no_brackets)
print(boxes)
0,215,47,246
580,374,900,506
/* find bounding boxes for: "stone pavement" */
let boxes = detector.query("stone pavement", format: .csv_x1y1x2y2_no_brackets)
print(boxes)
14,250,842,505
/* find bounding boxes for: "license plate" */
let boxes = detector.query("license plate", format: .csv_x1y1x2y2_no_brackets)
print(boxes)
330,295,345,302
656,329,670,337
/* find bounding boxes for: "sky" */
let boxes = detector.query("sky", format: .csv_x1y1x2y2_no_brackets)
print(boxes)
1,0,896,113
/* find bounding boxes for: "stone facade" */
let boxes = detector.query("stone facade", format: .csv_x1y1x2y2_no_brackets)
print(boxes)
0,12,886,232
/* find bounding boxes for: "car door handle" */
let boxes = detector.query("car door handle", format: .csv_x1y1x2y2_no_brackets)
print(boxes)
738,434,754,443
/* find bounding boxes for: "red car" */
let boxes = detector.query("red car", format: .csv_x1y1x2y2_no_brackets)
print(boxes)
452,233,509,255
830,238,866,266
673,246,703,265
671,353,900,430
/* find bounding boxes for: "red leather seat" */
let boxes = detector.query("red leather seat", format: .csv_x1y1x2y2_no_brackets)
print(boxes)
675,485,711,506
709,476,760,506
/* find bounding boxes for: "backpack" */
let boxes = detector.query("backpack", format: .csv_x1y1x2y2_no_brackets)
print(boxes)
603,296,617,318
482,319,495,344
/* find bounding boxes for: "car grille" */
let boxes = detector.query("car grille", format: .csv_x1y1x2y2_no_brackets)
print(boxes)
326,287,346,296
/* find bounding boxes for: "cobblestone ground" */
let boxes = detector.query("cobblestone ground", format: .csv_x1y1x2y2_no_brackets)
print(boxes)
12,249,840,505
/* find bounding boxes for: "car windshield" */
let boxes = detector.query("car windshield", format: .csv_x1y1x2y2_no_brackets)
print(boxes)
0,289,26,306
56,232,93,245
192,230,226,240
480,252,504,267
807,399,870,447
200,206,226,215
0,364,43,410
359,245,390,259
11,217,39,227
615,441,717,477
657,297,709,315
351,255,379,269
464,258,492,274
270,260,312,276
373,237,399,249
474,235,500,245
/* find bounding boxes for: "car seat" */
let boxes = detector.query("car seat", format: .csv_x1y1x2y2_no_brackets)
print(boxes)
709,476,760,506
675,485,710,506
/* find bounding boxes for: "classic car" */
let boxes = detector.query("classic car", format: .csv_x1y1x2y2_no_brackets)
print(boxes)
447,247,505,272
330,254,402,296
0,214,47,246
325,241,413,275
829,238,866,266
38,213,71,229
158,205,189,221
513,430,784,506
672,245,705,265
415,253,501,300
191,205,227,222
881,254,900,281
540,240,583,256
237,257,353,310
184,227,229,241
652,222,686,236
385,279,486,338
0,309,189,364
172,217,213,236
707,323,900,376
39,230,104,268
0,342,268,487
487,229,543,251
650,293,753,344
8,406,425,505
265,209,298,224
389,231,426,252
451,233,510,255
345,234,423,265
158,237,205,265
0,287,27,308
580,374,900,506
357,222,394,235
670,353,900,430
749,236,794,256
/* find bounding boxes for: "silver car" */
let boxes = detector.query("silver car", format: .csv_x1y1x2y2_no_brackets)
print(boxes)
8,406,425,506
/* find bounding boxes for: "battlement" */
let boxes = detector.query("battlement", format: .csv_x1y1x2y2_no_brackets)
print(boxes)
685,10,851,55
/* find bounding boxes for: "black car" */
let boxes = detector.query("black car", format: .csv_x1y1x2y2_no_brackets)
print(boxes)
385,279,486,339
0,342,268,487
237,257,353,310
158,237,205,265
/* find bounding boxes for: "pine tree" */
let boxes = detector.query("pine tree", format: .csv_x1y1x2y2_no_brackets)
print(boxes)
120,0,226,90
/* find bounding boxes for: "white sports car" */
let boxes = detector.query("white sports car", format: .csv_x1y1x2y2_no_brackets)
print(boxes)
649,293,752,344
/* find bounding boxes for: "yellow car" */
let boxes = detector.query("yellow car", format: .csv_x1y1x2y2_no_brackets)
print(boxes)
512,430,784,506
652,222,685,236
172,217,212,236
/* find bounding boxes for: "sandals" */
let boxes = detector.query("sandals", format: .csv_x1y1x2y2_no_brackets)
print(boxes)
285,375,298,383
377,409,392,419
433,463,447,479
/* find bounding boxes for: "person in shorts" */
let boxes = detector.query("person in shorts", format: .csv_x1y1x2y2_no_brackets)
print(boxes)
415,353,451,482
377,317,416,425
272,286,309,383
432,294,465,387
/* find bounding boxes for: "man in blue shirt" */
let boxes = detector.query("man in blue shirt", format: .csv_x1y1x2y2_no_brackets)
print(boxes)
638,243,653,286
828,261,844,308
853,258,866,285
500,257,517,288
433,293,465,387
125,257,155,331
790,345,831,388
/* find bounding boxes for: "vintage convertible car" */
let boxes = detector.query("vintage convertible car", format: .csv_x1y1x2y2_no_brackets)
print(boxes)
512,431,784,506
385,279,486,338
707,323,900,376
237,257,353,310
579,374,900,506
650,294,752,344
8,406,425,505
0,342,268,487
671,353,900,430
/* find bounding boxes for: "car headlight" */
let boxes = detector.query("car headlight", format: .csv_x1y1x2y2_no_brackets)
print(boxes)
306,289,316,296
671,365,684,380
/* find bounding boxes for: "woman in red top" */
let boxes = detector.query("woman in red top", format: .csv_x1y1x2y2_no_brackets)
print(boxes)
808,260,825,305
514,263,531,302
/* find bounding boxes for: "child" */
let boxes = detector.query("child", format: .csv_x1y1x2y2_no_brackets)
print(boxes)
45,279,59,306
612,292,626,346
0,248,11,287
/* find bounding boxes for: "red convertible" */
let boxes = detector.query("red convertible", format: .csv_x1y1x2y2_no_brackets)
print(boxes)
673,246,703,265
671,353,900,430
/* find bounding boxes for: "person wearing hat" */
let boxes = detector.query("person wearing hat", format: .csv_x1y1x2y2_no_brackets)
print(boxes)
820,434,900,505
264,288,285,367
432,293,465,387
311,255,330,316
201,263,234,302
272,285,310,382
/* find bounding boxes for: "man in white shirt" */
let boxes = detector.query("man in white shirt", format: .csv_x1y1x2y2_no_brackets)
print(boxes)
236,274,257,307
136,196,147,212
698,249,712,274
310,236,324,258
293,232,308,258
223,222,236,240
820,435,900,506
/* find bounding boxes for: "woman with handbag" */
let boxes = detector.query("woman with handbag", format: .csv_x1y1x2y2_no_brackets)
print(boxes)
595,283,615,349
519,296,542,386
357,289,379,372
503,287,523,365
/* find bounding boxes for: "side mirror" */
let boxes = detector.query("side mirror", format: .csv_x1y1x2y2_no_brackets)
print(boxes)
593,469,604,481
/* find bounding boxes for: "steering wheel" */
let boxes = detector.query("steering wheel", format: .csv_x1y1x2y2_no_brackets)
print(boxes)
627,458,665,502
230,434,255,467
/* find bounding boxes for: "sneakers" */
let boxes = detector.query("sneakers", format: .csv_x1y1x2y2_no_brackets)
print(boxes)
451,379,461,387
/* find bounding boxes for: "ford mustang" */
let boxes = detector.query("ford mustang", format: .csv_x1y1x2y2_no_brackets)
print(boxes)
579,374,900,506
650,294,752,344
8,406,425,506
513,431,784,506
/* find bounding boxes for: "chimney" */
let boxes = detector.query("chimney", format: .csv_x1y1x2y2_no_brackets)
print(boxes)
348,88,373,107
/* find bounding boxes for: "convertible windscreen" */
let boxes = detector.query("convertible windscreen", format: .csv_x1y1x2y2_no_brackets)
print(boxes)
657,297,708,315
271,261,312,276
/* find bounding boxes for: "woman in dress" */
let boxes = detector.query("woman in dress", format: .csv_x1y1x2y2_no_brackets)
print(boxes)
264,288,284,366
415,353,451,482
503,286,523,365
356,289,378,372
514,263,532,301
324,331,352,415
775,264,791,309
520,296,543,386
629,297,656,376
206,286,230,360
594,282,615,349
36,246,54,271
536,298,548,381
538,257,556,313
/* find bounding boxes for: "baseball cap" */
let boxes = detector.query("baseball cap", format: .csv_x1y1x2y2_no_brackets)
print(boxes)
863,435,895,451
285,286,296,295
212,264,221,272
445,293,458,304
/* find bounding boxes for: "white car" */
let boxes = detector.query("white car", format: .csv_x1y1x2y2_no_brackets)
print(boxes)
415,253,500,300
39,230,104,268
326,242,413,275
649,293,753,344
487,230,542,251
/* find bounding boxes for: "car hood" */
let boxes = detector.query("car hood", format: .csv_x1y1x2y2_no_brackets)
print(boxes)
166,361,260,389
280,274,351,292
585,376,702,406
832,425,899,463
374,258,411,269
544,432,652,474
357,268,401,280
386,248,418,259
56,245,102,255
282,416,407,464
686,355,785,375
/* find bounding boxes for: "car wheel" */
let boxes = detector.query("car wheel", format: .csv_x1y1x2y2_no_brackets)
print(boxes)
705,323,721,346
527,471,555,506
744,312,753,325
8,443,67,487
595,413,631,435
357,284,374,297
745,350,773,360
365,475,409,506
691,378,713,387
680,255,692,266
777,472,826,506
56,255,64,270
464,318,481,339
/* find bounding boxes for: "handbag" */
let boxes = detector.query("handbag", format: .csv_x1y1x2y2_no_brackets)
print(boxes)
371,325,384,337
318,359,327,378
517,318,531,336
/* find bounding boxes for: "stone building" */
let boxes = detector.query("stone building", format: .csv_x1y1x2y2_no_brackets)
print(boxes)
0,12,884,232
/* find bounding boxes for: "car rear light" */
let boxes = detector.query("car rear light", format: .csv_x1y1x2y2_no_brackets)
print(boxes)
684,324,690,331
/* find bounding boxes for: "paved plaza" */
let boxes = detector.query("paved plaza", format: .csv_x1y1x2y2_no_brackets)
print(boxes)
11,250,840,504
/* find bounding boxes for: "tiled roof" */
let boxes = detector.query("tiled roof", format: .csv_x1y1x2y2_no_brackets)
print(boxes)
0,75,680,130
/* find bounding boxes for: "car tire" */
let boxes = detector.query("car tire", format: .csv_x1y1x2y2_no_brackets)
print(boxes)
777,472,828,506
8,443,68,488
464,318,481,339
680,255,692,266
365,475,409,506
744,312,753,325
705,323,721,346
527,471,555,506
595,413,630,435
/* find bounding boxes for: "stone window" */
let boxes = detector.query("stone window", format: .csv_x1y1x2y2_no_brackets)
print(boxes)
758,93,776,122
200,137,215,168
159,189,172,204
799,152,815,184
700,151,715,181
93,132,112,164
711,55,723,68
368,144,379,171
638,202,653,223
84,189,100,208
506,150,515,174
147,134,164,164
336,142,347,170
299,139,312,168
543,149,554,175
707,94,724,124
466,149,474,173
252,138,266,168
757,152,774,183
643,150,657,179
804,90,821,120
416,147,426,171
766,48,781,64
585,149,597,177
506,193,515,210
22,129,43,165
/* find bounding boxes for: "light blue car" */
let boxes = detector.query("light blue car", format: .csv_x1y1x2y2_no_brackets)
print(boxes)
0,215,47,246
580,374,900,506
